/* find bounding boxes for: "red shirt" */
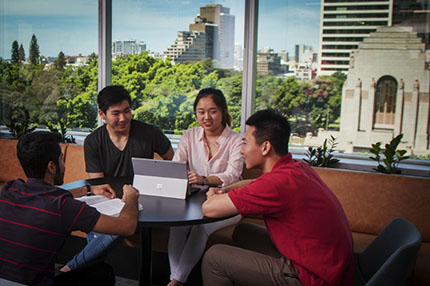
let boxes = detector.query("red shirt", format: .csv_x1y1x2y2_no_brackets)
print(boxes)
228,154,354,285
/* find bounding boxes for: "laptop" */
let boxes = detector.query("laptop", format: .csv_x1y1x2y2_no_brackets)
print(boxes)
131,157,207,200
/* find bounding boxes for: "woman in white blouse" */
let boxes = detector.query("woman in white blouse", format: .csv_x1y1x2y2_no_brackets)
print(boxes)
168,88,244,286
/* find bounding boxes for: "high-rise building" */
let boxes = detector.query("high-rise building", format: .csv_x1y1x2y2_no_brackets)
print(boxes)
164,4,234,68
164,28,216,63
295,44,316,67
112,40,146,55
318,0,393,76
318,0,429,76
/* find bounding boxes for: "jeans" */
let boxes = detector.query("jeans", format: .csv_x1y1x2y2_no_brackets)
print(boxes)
66,232,123,270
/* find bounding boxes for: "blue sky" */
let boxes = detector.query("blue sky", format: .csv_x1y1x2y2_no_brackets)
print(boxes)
0,0,321,59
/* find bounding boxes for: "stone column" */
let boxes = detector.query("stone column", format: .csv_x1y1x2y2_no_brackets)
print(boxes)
394,78,404,135
353,78,362,133
415,91,429,152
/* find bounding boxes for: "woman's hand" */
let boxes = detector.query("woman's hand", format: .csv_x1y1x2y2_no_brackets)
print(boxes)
188,170,203,185
91,184,116,199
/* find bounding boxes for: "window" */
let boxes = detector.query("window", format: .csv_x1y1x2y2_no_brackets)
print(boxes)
0,0,98,134
1,0,429,160
374,76,397,128
111,0,244,134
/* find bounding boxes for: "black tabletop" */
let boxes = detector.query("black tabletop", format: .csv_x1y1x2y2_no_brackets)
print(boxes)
60,176,226,227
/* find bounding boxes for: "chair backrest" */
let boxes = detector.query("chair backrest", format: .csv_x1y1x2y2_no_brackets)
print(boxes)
355,217,422,286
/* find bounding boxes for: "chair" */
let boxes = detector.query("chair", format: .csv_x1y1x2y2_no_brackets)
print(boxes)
354,217,422,286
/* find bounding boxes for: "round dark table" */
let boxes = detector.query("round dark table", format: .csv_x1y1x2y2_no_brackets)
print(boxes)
61,176,228,286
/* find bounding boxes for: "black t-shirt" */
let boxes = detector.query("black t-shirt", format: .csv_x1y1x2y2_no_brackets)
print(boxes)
84,119,171,177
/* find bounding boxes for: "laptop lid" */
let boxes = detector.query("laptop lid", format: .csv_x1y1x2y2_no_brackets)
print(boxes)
132,157,189,199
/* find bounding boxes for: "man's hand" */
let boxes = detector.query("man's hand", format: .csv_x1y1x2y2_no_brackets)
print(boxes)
206,187,225,198
122,184,139,203
91,184,116,199
188,170,202,185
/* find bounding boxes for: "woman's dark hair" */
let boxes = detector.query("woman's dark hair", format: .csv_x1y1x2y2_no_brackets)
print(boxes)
17,131,62,179
193,88,232,127
97,85,132,114
245,109,291,156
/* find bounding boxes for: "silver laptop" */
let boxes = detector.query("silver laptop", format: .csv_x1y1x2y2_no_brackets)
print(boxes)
132,158,207,200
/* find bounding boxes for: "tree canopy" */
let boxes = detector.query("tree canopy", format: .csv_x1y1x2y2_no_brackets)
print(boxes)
1,44,345,136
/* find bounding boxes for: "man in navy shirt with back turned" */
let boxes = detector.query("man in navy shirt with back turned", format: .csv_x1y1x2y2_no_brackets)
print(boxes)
0,131,139,285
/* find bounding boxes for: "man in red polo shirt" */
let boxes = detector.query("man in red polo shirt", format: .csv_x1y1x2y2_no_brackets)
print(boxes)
202,109,354,286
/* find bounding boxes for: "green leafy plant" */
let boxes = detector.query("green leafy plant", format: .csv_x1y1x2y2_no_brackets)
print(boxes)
304,135,340,167
369,134,409,174
6,106,37,138
47,119,76,144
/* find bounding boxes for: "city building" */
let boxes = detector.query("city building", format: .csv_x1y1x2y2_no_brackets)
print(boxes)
66,54,89,66
318,0,429,76
294,64,314,81
112,40,146,56
256,48,287,75
318,0,393,76
308,26,429,155
164,4,234,68
164,29,215,63
295,44,314,64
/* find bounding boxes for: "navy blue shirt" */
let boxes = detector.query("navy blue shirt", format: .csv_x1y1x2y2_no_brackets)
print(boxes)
0,178,100,285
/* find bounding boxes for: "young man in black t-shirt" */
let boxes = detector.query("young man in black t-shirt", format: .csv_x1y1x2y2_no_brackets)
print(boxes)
61,85,174,273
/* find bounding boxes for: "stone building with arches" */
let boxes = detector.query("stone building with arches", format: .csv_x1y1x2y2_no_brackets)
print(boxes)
338,26,429,155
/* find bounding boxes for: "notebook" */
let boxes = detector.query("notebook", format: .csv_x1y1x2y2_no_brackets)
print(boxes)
131,157,207,200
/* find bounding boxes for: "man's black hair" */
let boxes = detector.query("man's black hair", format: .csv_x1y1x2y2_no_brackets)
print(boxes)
245,109,291,156
97,85,132,114
17,131,62,179
193,87,232,126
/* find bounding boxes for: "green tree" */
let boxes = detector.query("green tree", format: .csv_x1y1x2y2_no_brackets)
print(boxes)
29,34,40,65
11,41,19,65
270,77,307,133
216,74,242,130
18,44,25,63
55,51,66,70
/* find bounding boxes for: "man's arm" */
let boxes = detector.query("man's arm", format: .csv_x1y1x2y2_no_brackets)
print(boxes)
91,185,139,236
223,179,253,192
202,193,238,218
87,172,104,179
67,184,116,199
206,179,254,198
160,147,174,160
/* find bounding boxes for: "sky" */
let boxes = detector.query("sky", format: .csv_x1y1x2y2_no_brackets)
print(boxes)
0,0,321,59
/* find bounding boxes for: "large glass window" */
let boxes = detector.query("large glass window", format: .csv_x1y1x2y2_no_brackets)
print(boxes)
1,0,429,160
257,0,429,159
112,0,244,134
0,0,98,137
